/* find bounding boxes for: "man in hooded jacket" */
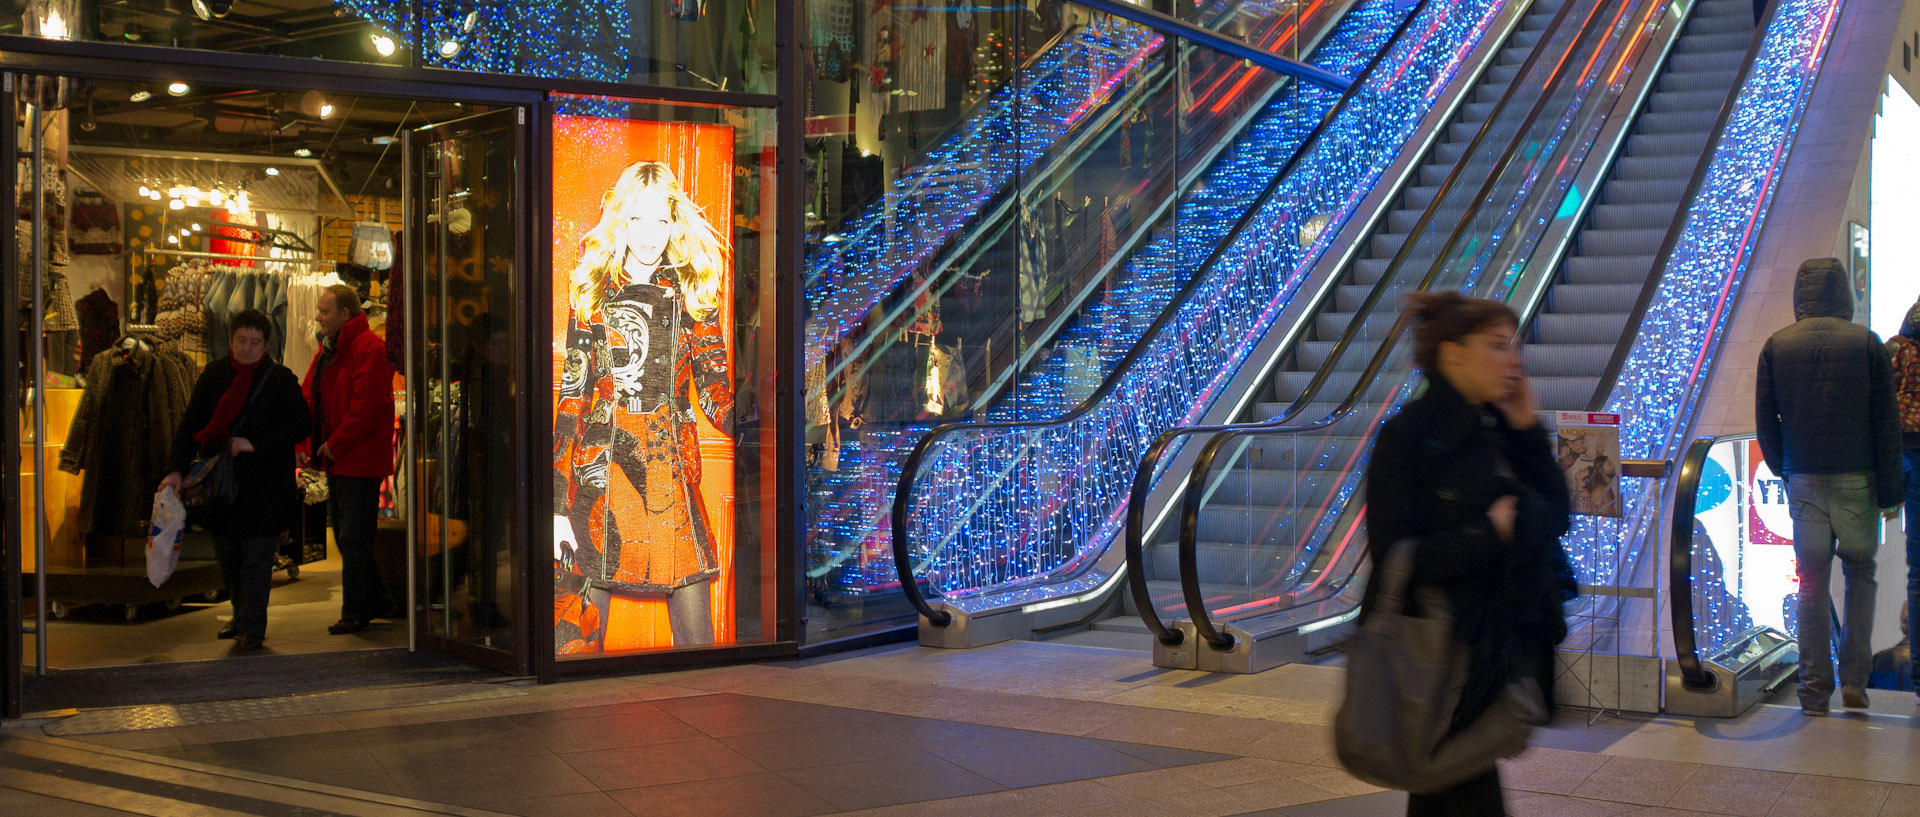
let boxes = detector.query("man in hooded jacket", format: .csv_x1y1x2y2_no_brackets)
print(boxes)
1757,257,1902,715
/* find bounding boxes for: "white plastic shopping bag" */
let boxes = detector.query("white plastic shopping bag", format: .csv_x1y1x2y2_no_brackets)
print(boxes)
146,486,187,588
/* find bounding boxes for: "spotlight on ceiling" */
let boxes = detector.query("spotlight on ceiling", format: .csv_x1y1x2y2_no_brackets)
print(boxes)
166,82,190,96
438,39,461,58
264,167,280,176
293,147,312,158
168,199,184,210
368,135,396,146
299,91,331,119
191,0,212,20
369,33,396,57
462,11,479,32
129,87,152,103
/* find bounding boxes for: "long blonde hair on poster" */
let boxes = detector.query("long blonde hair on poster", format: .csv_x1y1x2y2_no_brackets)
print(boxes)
569,161,726,322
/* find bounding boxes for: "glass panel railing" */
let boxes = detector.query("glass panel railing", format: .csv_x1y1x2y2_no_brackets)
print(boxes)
1563,0,1844,642
891,0,1514,623
1162,0,1678,644
805,0,1368,640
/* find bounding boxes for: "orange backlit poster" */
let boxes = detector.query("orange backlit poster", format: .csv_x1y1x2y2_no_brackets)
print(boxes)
550,114,736,658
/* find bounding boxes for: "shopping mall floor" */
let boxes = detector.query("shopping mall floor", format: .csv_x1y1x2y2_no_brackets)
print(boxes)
3,638,1918,817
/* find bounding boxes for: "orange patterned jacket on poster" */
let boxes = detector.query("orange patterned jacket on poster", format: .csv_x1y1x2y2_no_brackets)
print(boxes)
554,269,733,595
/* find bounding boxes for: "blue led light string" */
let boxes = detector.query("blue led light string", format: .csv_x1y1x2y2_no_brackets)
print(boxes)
886,0,1506,604
1561,0,1844,655
806,0,1415,595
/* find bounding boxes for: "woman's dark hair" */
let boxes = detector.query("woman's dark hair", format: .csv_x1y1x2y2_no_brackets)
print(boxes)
229,308,273,342
1406,292,1518,371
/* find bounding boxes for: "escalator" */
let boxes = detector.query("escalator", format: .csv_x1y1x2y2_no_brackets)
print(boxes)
886,0,1533,646
1129,0,1848,675
805,0,1420,633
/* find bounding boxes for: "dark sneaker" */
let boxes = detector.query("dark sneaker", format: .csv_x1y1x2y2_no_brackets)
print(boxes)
1842,685,1870,709
238,634,265,651
216,624,238,640
327,619,370,635
1802,704,1829,717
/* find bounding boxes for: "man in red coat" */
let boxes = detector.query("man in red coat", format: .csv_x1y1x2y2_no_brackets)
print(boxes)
304,284,398,634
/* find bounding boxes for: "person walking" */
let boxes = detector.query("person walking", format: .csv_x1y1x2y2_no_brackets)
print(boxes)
162,309,311,651
1882,299,1920,701
1364,292,1575,816
1757,257,1902,714
303,284,399,635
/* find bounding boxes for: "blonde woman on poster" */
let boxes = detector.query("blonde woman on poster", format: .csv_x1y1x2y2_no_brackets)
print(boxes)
553,161,732,655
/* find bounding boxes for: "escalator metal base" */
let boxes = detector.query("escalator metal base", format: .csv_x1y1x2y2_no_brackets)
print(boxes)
1189,616,1357,674
1151,620,1201,670
1661,628,1799,718
917,606,1034,649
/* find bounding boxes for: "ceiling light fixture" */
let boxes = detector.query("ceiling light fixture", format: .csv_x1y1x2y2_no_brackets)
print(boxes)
169,199,185,211
319,103,334,119
167,82,190,96
264,167,280,176
191,0,212,20
463,11,479,32
190,224,202,232
438,39,461,58
370,33,396,57
167,234,179,244
293,148,312,157
129,88,152,103
138,185,151,198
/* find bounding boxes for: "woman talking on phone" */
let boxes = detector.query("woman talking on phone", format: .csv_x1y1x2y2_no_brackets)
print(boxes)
1363,293,1576,816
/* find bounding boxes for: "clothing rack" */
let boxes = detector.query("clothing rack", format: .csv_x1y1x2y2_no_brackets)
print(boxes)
177,218,319,255
138,247,335,268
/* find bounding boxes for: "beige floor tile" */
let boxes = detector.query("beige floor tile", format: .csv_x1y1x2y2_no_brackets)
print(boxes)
1661,764,1794,816
1095,768,1215,798
1235,721,1339,766
250,715,349,739
1292,767,1388,798
1507,793,1641,817
1138,785,1259,817
1879,784,1920,817
69,730,183,751
167,722,268,746
1218,776,1339,810
1169,757,1322,788
1501,747,1613,795
1016,778,1136,811
1055,798,1173,817
1766,774,1892,817
1571,757,1701,806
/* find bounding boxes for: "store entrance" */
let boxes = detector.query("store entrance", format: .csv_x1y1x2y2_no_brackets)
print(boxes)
3,70,531,711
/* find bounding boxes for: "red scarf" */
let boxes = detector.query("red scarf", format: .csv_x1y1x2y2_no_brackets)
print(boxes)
193,356,262,448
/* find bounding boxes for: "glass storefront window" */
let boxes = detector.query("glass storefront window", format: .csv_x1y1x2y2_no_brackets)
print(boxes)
6,0,774,93
548,95,778,659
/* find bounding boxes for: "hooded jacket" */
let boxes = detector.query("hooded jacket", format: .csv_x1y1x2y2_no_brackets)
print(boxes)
302,312,395,478
1756,258,1902,508
1363,374,1576,737
1884,301,1920,447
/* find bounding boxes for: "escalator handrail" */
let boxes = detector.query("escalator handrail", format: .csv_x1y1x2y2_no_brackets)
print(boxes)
895,0,1435,629
1075,0,1353,91
1584,0,1780,411
1669,433,1754,691
822,0,1357,430
1131,0,1601,646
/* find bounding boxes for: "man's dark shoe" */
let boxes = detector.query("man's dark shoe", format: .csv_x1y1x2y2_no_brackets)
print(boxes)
327,618,370,635
238,634,265,651
1842,685,1870,709
217,624,238,640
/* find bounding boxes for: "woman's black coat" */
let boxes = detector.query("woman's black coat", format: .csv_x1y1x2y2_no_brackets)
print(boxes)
168,357,313,538
1362,374,1577,734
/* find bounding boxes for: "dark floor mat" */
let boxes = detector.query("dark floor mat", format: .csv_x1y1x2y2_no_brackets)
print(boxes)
22,648,495,712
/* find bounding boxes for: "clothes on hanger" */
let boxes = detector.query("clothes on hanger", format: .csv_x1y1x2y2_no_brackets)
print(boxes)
56,334,197,538
285,270,344,379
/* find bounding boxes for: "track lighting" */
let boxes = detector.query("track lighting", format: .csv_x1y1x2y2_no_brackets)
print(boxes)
167,82,190,96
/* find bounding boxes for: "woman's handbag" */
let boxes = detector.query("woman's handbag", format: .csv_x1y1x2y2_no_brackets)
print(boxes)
1334,539,1545,794
179,369,271,515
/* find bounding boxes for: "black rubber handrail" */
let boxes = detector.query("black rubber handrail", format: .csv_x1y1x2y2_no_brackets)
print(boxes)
1130,0,1598,646
1668,434,1750,691
822,1,1351,429
894,0,1431,628
1166,0,1644,650
1584,0,1780,411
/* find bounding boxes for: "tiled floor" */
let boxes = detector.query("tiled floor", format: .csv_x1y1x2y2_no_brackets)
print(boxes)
5,638,1920,816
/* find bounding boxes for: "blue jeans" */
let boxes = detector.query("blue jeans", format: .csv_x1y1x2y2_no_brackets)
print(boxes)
1904,450,1920,687
1787,472,1880,708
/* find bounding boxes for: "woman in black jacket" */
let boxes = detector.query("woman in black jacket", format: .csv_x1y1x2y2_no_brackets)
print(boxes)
162,309,312,651
1364,293,1575,816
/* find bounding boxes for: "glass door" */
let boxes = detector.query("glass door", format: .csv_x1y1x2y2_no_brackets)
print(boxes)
405,107,528,673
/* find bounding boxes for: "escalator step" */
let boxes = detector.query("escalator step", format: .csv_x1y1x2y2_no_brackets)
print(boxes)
1587,201,1683,231
1601,178,1689,205
1544,283,1643,313
1625,130,1713,156
1563,254,1657,284
1577,227,1667,256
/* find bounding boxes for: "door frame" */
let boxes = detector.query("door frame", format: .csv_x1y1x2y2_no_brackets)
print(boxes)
404,106,534,676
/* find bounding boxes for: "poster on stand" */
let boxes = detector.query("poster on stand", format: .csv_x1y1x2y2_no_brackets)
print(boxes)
549,113,737,658
1556,411,1621,518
